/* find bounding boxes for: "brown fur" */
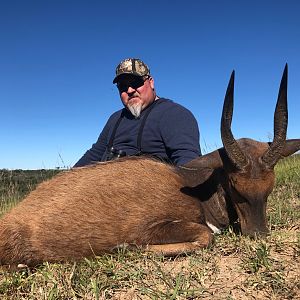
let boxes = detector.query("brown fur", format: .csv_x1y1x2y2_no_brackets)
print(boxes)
0,157,212,266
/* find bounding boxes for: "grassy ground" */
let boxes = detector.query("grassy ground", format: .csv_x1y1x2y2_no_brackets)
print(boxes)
0,156,299,300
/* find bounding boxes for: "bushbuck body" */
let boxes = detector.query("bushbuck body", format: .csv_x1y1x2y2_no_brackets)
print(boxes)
0,65,299,266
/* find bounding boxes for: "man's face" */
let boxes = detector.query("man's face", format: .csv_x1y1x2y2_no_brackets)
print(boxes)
117,75,156,118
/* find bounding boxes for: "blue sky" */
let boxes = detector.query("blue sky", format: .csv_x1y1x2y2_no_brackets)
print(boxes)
1,0,299,169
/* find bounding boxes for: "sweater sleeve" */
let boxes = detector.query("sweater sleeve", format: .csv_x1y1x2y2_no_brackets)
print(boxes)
159,104,201,166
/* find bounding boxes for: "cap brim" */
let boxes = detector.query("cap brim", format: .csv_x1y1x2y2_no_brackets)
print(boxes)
113,72,143,84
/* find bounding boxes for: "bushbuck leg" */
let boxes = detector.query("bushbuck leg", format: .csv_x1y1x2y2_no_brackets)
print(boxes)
143,221,213,256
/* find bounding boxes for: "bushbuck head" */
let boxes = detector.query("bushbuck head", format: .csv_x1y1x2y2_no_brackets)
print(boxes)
181,64,300,237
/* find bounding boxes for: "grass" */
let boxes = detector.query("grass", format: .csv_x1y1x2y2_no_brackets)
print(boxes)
0,155,299,299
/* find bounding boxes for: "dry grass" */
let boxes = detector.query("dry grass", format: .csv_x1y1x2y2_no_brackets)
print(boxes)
0,156,299,299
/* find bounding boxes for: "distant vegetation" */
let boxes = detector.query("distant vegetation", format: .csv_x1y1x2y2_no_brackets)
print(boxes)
0,169,60,216
0,169,60,198
0,156,299,299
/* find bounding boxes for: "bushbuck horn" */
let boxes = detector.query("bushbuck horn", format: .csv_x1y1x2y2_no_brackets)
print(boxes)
221,70,249,170
261,64,288,168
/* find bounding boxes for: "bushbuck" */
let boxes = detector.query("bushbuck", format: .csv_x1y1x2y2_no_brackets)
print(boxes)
0,65,299,267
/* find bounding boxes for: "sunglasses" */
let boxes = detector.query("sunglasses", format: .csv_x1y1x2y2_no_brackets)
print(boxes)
117,76,149,93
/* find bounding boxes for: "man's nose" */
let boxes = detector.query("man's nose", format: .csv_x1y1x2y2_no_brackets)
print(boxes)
127,86,136,94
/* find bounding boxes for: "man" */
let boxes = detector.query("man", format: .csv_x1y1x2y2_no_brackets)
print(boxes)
74,58,201,167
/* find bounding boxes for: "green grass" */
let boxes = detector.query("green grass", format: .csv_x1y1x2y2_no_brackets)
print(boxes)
269,155,300,229
0,156,299,299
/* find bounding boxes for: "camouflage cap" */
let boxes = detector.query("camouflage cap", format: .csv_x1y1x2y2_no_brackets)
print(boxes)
113,58,150,83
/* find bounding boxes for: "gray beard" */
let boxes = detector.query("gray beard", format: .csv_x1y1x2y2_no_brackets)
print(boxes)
128,102,143,118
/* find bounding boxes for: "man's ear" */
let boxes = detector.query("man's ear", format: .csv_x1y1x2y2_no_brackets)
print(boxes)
149,76,155,89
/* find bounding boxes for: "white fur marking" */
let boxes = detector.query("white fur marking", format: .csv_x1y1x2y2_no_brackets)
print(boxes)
206,222,221,234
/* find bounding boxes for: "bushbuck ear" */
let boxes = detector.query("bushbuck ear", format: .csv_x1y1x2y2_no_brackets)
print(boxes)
280,139,300,157
178,150,223,187
178,166,215,187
